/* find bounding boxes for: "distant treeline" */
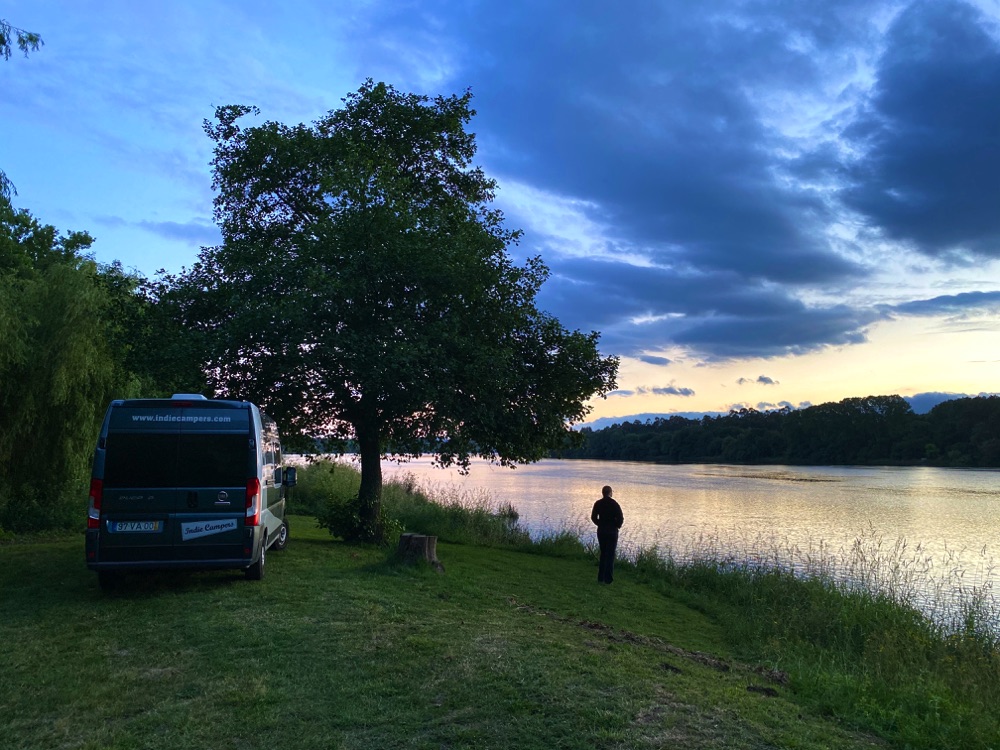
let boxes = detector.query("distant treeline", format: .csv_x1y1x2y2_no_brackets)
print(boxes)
559,395,1000,467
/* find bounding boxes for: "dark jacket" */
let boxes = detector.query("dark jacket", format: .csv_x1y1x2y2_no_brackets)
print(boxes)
591,497,624,530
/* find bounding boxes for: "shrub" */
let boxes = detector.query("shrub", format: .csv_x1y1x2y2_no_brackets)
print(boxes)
288,458,361,516
317,493,403,546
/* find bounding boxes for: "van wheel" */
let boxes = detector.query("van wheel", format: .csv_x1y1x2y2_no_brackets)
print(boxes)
98,571,121,592
245,538,266,581
272,520,289,551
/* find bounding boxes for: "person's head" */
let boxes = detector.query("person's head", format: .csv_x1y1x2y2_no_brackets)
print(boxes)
602,485,613,498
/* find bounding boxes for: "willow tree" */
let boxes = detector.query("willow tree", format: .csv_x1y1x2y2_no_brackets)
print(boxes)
0,196,118,531
177,81,618,541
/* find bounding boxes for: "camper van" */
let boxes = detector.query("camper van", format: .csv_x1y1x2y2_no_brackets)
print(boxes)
85,394,296,590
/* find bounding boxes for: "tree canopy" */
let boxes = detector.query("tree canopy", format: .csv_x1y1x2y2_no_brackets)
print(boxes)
173,80,618,540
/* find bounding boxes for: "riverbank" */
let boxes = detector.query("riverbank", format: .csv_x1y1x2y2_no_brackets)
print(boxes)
5,521,889,750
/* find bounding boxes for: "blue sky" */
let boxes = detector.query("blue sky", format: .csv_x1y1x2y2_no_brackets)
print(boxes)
3,1,999,423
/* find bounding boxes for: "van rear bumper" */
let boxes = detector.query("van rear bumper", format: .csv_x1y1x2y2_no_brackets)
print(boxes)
86,530,259,571
87,559,253,571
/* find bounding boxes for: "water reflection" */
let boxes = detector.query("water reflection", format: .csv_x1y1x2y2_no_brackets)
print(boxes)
380,457,1000,625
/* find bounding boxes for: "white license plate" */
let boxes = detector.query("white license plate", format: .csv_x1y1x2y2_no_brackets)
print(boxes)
109,520,162,533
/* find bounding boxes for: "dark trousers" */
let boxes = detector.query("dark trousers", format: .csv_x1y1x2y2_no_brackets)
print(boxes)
597,527,619,583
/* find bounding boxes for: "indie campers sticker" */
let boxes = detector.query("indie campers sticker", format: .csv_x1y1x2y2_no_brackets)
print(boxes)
181,518,238,541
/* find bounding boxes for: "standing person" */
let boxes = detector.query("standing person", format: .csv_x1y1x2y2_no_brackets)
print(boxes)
591,485,624,584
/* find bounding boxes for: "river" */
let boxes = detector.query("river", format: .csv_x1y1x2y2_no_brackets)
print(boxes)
376,457,999,626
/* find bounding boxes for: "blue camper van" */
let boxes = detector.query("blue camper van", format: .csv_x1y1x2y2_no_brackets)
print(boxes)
85,394,296,590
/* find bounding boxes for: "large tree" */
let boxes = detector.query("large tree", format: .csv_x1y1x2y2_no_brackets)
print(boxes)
176,80,618,540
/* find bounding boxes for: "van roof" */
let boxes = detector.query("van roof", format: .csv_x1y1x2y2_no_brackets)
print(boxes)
110,397,254,410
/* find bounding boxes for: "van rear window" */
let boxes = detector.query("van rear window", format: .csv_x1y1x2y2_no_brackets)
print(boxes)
104,434,249,488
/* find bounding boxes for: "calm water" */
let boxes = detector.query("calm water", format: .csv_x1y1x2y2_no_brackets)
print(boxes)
379,458,1000,623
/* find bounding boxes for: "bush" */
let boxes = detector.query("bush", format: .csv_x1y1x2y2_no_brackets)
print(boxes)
288,458,361,516
317,493,403,546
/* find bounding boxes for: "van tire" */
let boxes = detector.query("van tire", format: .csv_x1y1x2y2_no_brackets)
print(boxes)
245,538,266,581
272,520,289,551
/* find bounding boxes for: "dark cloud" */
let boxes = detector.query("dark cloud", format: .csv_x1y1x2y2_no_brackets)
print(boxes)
639,386,696,397
609,384,697,398
889,290,1000,316
535,256,880,359
359,1,872,284
738,375,779,385
466,2,871,284
842,0,1000,259
637,355,672,366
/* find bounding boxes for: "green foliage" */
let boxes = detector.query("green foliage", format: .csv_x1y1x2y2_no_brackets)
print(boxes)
287,458,361,516
565,394,1000,468
0,19,42,61
300,459,402,544
0,197,199,532
0,198,118,531
317,493,404,546
172,80,617,541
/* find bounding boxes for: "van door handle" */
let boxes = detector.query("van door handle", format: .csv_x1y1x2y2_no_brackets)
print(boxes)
187,492,198,509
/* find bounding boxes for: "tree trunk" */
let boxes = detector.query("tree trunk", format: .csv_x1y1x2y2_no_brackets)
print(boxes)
356,423,383,541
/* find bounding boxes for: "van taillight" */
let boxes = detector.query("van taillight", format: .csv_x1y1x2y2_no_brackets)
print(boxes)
87,479,103,530
245,478,261,526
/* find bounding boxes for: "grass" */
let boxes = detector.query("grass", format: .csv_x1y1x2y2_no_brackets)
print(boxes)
4,522,885,750
3,459,998,749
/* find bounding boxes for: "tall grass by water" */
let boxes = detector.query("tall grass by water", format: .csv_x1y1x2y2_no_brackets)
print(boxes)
294,457,1000,749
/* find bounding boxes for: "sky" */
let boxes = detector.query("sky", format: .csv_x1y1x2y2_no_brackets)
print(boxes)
3,0,1000,425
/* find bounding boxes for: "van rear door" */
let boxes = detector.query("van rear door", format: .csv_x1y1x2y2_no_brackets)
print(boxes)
97,400,252,564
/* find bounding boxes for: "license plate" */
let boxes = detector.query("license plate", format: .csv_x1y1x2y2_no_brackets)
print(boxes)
109,520,162,533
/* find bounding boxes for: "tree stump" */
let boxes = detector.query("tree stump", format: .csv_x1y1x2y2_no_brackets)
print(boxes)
397,533,444,572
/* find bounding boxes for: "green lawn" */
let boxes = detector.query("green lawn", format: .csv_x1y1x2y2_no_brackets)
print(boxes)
0,517,886,750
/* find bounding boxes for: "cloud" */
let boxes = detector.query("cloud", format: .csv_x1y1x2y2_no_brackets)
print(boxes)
455,2,872,285
639,385,696,397
537,256,882,360
889,290,1000,317
755,400,805,410
138,220,221,245
608,384,697,398
904,391,999,413
738,375,780,385
842,0,1000,260
96,215,221,245
636,355,672,366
